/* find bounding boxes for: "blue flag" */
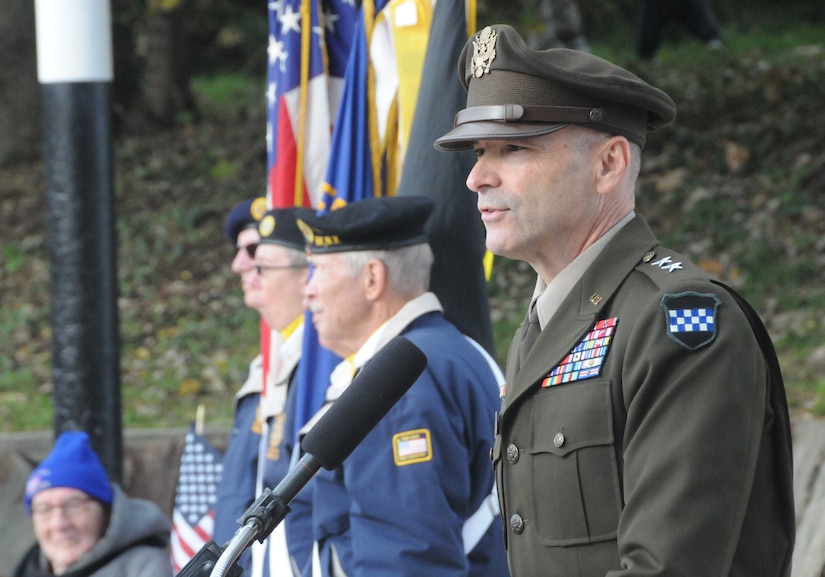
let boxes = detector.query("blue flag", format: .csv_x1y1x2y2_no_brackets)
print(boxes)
293,0,393,442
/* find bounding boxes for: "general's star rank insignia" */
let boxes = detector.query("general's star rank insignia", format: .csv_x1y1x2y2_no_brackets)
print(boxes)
542,317,618,386
661,292,722,350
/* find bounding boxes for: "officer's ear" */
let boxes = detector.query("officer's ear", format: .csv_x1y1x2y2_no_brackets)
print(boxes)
594,135,631,196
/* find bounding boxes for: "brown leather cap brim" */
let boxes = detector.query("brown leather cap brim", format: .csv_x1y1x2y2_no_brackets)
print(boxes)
434,121,567,151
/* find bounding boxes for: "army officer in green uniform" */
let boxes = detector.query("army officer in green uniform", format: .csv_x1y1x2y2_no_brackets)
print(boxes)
436,24,794,577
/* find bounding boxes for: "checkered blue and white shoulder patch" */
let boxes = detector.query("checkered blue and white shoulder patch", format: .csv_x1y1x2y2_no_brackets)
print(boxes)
661,292,722,350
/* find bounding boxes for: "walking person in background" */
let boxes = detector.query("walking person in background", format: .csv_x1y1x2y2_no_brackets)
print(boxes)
14,431,173,577
436,24,794,577
525,0,590,52
635,0,724,60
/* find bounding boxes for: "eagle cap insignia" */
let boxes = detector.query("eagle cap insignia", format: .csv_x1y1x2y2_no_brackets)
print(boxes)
471,26,497,78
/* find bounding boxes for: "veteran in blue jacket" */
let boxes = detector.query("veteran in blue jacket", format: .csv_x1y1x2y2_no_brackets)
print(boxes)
296,196,510,577
213,197,268,564
435,24,794,577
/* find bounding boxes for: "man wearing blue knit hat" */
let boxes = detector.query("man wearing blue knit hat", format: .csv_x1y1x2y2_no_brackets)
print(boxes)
14,430,172,577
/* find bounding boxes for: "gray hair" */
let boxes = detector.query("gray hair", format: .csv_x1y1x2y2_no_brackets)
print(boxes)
572,126,642,186
338,243,433,298
284,247,309,268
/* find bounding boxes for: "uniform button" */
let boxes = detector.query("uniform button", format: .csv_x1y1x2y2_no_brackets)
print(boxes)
642,251,655,263
510,514,524,534
506,443,520,464
553,432,565,448
489,448,494,462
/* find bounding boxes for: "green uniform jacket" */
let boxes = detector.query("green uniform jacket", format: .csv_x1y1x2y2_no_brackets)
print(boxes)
493,216,794,577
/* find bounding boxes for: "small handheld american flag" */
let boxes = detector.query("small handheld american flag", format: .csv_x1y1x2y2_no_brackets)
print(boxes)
170,424,224,573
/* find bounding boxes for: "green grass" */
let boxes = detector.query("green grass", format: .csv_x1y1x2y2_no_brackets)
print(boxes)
190,73,264,117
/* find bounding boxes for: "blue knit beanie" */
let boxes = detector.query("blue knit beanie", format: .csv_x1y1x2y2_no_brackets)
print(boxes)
24,431,113,514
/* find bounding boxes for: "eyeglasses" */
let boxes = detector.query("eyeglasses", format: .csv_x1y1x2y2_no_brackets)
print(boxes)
254,264,308,275
31,496,93,519
236,243,258,258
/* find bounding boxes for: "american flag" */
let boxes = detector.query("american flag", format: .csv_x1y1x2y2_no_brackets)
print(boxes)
170,426,224,573
265,0,356,209
265,0,357,453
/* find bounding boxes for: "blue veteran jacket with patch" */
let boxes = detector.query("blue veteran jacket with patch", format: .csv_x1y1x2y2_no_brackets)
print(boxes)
310,312,510,577
494,215,794,577
213,359,263,573
213,392,261,541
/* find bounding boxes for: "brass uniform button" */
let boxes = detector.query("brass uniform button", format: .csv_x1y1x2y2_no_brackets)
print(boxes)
554,432,565,448
510,514,525,534
506,443,520,464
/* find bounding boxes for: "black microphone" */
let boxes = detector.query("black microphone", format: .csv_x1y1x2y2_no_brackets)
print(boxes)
186,335,427,577
302,334,428,469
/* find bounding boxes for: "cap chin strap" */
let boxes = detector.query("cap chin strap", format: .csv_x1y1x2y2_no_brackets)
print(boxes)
453,104,606,127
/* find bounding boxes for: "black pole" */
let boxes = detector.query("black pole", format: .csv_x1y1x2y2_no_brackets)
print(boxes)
35,0,122,482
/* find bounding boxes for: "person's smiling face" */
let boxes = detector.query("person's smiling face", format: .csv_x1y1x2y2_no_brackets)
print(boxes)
31,487,108,575
466,127,603,274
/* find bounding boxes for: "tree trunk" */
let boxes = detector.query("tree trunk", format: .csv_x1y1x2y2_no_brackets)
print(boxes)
140,1,197,127
0,0,40,166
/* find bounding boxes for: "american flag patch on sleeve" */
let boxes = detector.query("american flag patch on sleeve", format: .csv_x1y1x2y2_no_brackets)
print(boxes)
393,429,432,466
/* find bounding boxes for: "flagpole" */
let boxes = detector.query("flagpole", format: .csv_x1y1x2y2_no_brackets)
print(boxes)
295,0,311,207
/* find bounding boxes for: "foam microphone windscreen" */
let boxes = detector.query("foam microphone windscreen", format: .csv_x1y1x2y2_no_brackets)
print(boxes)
301,336,427,470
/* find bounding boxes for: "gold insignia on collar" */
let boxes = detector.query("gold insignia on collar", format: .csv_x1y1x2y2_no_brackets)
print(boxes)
259,214,275,237
471,26,497,78
589,293,603,306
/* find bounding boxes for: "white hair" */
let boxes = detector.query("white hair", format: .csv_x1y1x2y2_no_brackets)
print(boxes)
338,243,433,298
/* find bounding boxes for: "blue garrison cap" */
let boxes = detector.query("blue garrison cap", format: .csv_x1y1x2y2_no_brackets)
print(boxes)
224,197,267,245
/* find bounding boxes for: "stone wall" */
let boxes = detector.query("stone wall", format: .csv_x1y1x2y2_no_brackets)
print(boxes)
2,420,825,576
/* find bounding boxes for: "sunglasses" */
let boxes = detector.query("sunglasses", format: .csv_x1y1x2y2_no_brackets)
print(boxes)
236,243,258,258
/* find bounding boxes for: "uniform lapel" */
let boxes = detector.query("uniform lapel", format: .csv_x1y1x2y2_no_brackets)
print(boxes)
502,216,659,414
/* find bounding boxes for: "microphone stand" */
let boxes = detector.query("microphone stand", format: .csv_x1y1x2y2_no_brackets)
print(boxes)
175,454,322,577
175,336,426,577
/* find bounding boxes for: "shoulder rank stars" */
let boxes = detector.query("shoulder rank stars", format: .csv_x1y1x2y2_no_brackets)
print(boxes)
651,255,683,273
543,318,618,387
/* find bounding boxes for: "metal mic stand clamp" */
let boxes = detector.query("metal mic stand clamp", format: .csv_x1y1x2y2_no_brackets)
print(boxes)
174,489,291,577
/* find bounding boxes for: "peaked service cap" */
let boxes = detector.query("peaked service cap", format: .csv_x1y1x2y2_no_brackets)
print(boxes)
435,24,677,150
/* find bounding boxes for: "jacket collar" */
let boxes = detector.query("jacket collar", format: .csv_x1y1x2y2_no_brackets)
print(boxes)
503,216,659,411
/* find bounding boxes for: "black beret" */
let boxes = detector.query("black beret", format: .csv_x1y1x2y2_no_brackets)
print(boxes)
435,24,677,150
225,197,267,245
296,196,435,254
257,207,315,251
